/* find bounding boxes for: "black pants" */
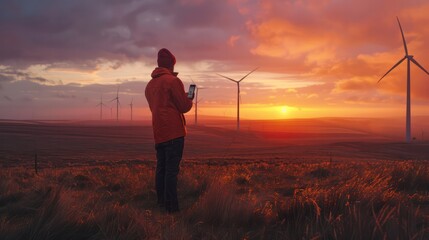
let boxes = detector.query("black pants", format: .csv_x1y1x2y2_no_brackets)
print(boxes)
155,137,184,213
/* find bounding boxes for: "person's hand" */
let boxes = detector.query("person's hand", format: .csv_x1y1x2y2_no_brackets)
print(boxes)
186,92,195,100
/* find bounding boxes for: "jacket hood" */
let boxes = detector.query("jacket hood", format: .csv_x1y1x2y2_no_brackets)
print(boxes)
151,67,178,78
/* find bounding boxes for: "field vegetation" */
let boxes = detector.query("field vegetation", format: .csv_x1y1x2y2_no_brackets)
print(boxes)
0,120,428,239
1,159,428,239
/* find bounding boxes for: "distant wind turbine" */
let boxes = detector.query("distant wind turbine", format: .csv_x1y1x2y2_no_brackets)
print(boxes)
194,86,205,125
189,76,205,125
217,67,258,131
129,98,134,121
110,86,121,121
378,17,429,143
95,94,107,120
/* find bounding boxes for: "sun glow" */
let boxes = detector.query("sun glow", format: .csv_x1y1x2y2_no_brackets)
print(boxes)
240,105,295,119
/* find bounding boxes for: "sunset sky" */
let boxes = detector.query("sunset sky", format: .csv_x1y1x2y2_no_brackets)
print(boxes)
1,0,429,120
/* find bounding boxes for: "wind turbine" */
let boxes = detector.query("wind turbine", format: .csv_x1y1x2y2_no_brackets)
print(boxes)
110,86,121,121
217,67,258,131
95,94,107,120
129,98,134,121
189,76,205,125
378,17,429,143
194,86,205,125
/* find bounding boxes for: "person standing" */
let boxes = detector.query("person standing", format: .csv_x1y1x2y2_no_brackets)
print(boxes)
145,48,193,213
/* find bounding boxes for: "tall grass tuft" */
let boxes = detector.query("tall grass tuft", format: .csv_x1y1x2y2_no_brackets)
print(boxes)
390,163,429,192
274,176,428,240
5,187,99,240
95,203,148,239
186,179,264,228
310,166,331,178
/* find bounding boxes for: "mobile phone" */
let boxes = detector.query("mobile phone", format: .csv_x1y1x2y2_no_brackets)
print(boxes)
188,84,196,99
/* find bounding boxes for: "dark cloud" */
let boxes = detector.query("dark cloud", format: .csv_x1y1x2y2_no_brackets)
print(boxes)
54,91,76,99
0,67,54,84
3,95,12,101
0,0,249,68
31,76,53,83
0,74,13,82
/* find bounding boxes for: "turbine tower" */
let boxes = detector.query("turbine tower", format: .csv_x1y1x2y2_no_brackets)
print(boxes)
189,76,205,125
110,86,121,121
95,94,107,120
194,86,205,125
378,17,429,143
129,98,134,121
217,68,258,131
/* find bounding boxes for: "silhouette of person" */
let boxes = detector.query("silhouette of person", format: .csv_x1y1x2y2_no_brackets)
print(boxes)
145,48,193,213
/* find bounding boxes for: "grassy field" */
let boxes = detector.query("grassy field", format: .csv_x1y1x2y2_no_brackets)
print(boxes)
0,120,428,239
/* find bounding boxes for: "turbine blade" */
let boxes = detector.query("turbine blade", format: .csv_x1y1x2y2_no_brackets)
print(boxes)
238,67,259,82
378,57,406,83
410,58,429,76
217,73,238,83
109,98,116,102
397,17,408,56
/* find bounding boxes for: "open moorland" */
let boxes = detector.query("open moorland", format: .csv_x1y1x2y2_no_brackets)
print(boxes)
0,118,428,239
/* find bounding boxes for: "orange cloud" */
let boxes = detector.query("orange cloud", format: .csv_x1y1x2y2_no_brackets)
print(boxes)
335,77,377,92
247,18,336,63
228,35,241,47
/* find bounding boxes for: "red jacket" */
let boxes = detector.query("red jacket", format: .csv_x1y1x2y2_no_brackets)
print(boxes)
145,67,193,144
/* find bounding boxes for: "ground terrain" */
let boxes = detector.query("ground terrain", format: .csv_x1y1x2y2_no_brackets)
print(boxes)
0,118,428,239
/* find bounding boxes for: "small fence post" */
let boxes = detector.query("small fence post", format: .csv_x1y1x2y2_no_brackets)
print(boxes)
35,153,38,175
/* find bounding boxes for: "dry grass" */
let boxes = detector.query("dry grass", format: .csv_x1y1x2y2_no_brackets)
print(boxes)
390,162,429,192
1,159,428,239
